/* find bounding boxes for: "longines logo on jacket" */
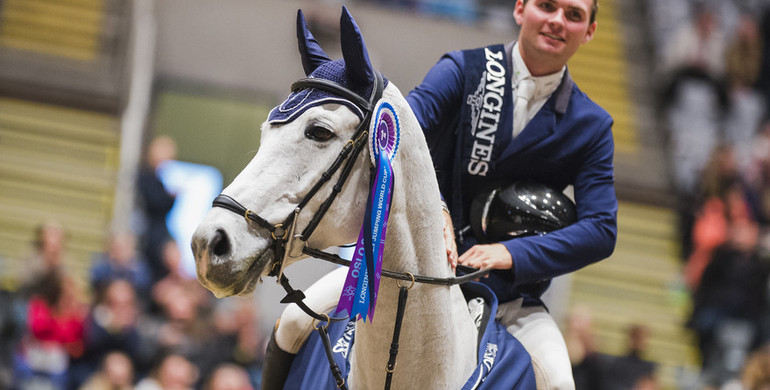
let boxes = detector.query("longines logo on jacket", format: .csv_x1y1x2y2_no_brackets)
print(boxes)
466,47,506,177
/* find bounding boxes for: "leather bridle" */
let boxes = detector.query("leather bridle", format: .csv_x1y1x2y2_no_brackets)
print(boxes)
213,72,384,281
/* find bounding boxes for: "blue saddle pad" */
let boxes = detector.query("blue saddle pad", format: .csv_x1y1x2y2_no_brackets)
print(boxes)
283,282,536,389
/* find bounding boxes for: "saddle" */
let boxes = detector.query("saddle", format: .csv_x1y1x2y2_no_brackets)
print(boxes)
283,282,536,389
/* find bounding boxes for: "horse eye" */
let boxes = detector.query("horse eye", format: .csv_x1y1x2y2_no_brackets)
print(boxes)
305,125,335,142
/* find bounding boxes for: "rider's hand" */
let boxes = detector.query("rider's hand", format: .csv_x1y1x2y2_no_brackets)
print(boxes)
442,207,458,272
458,244,512,274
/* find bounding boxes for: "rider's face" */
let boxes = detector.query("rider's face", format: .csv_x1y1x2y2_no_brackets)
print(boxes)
514,0,596,76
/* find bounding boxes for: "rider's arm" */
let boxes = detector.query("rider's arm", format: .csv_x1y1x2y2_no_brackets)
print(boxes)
406,52,466,270
406,51,465,142
501,115,618,286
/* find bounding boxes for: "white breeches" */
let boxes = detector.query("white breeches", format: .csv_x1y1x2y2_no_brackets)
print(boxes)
496,299,576,390
275,269,574,390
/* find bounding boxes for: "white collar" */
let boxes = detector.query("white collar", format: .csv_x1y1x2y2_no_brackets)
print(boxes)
512,41,565,102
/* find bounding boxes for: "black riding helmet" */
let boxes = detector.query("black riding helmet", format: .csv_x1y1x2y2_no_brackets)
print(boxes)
469,181,577,244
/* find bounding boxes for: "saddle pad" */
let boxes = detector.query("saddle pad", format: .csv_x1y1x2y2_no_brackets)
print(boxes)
283,282,535,389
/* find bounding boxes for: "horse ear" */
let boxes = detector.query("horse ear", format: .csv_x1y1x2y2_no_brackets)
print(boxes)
340,6,375,88
297,9,331,76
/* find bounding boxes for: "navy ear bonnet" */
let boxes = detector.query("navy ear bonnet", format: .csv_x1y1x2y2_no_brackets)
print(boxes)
267,60,388,125
267,6,388,125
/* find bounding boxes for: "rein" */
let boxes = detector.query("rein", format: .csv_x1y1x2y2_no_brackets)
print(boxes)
211,73,490,389
303,247,491,286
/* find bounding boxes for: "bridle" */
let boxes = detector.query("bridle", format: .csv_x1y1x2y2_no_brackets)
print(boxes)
213,72,384,284
210,71,490,389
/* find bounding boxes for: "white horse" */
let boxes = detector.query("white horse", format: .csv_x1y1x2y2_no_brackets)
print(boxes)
192,7,502,389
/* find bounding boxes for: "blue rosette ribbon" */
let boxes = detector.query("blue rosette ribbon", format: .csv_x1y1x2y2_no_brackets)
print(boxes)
335,102,400,322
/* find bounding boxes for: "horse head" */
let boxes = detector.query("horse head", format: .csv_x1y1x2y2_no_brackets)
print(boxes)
191,7,397,298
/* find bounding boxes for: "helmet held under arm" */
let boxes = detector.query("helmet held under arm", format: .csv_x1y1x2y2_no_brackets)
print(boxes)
469,181,577,244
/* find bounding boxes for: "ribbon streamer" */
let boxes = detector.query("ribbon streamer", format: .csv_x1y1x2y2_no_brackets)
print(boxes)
335,102,399,322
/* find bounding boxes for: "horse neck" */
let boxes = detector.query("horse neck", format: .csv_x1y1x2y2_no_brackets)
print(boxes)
385,135,447,277
371,85,450,277
350,99,477,389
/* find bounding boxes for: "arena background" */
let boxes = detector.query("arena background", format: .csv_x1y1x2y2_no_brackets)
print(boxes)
2,0,765,388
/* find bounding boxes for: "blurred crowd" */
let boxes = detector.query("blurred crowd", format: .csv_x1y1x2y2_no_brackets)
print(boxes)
565,306,660,390
653,0,770,389
0,136,264,390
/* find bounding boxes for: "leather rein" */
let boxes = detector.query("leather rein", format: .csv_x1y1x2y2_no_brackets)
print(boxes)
211,72,490,389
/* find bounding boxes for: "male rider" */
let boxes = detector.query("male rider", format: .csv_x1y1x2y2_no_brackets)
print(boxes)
405,0,617,388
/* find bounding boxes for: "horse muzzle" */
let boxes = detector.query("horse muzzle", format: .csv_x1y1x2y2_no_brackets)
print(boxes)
191,211,273,297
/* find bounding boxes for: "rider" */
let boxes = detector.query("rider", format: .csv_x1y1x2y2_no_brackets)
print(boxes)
405,0,616,388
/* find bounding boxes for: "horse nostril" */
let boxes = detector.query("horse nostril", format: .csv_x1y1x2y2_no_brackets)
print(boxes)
211,229,231,257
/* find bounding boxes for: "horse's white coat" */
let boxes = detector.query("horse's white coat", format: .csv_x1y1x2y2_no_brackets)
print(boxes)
192,83,478,389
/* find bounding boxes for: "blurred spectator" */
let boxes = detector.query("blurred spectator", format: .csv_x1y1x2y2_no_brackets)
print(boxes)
658,2,733,264
757,7,770,106
742,344,770,390
198,298,263,389
697,145,745,206
69,279,153,389
661,65,728,261
603,324,659,390
725,14,763,91
78,351,134,390
143,280,214,374
724,14,767,174
661,2,727,79
90,231,152,305
662,1,727,79
0,289,24,389
18,220,70,297
565,305,606,390
648,0,692,59
684,146,755,290
203,363,254,390
141,239,216,377
135,352,198,390
684,192,728,290
136,135,177,284
688,220,770,386
747,120,770,225
151,240,209,315
13,270,87,389
631,376,660,390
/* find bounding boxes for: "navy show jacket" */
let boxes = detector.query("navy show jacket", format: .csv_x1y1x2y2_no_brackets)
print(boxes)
406,42,618,304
